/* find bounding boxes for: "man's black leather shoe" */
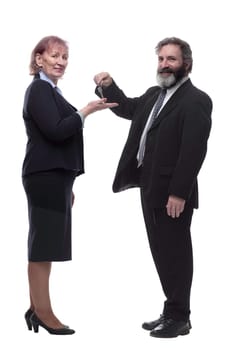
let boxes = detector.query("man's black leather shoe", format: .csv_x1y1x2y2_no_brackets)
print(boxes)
150,318,191,338
142,314,165,331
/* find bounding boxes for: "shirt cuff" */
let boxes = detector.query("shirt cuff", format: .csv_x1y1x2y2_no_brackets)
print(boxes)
76,111,85,126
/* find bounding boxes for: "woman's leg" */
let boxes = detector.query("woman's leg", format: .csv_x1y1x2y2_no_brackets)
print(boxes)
28,261,64,329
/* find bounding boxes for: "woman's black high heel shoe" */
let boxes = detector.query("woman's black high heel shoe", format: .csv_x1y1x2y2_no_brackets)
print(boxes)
30,313,75,335
25,308,33,330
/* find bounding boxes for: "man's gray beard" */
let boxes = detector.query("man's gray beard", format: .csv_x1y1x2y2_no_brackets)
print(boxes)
156,73,176,88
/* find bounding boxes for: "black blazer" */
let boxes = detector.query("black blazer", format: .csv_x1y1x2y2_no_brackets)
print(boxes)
97,79,212,208
22,76,84,177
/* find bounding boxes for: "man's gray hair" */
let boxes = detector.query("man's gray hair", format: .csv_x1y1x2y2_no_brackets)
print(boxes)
155,37,193,73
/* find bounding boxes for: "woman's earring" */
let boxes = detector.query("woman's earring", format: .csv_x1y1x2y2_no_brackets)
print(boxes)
35,63,42,71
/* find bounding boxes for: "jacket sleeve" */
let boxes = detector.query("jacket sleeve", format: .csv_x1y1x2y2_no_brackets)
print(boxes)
169,93,212,200
95,80,154,121
25,80,83,142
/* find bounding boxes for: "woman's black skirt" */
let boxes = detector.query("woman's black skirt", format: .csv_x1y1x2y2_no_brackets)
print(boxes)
23,169,76,262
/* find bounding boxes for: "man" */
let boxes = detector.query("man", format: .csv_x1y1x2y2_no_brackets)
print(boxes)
94,37,212,338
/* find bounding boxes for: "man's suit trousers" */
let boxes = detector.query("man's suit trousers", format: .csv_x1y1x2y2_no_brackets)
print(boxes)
140,189,194,321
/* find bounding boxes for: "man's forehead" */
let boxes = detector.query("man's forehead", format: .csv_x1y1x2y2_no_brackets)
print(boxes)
158,44,182,56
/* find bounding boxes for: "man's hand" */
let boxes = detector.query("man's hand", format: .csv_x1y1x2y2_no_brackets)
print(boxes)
94,72,113,88
166,195,186,218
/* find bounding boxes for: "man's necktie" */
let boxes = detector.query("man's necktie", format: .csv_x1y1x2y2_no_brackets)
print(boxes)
137,88,167,167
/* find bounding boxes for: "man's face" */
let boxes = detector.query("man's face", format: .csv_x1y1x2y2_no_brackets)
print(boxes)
156,44,188,88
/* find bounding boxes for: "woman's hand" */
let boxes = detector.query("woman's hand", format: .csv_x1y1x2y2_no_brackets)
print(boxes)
79,99,118,118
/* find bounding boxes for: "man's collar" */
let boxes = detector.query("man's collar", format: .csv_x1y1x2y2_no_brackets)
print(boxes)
166,76,189,93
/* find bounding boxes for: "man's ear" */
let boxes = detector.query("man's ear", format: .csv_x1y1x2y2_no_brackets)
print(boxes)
184,61,191,73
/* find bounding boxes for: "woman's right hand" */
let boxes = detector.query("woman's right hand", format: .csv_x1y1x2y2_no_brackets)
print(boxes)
93,72,113,88
79,98,118,118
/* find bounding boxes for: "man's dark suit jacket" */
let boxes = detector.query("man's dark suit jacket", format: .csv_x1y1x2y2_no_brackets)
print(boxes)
98,79,212,209
22,76,84,177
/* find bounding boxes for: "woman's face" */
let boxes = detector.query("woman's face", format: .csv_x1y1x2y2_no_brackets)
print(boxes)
36,43,69,84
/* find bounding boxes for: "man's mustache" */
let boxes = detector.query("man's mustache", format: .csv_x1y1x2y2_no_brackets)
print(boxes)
158,68,174,73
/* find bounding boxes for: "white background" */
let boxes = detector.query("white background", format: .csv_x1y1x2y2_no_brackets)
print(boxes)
0,0,232,348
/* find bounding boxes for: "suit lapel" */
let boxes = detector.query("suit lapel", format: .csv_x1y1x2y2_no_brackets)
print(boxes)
139,88,161,130
150,79,192,130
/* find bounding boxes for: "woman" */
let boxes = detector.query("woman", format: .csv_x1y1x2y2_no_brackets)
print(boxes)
22,35,117,335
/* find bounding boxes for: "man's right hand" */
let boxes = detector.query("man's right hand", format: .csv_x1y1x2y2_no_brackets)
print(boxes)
94,72,113,88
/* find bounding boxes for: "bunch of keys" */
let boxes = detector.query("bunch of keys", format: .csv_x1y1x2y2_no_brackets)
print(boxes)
97,85,104,99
